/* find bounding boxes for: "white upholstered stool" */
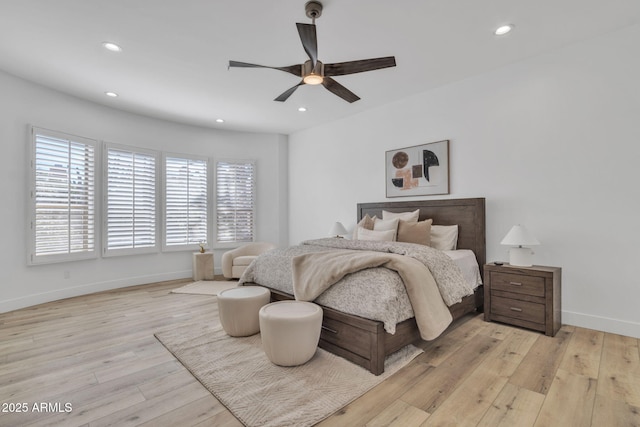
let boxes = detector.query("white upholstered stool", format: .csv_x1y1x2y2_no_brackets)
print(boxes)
217,286,271,337
259,301,323,366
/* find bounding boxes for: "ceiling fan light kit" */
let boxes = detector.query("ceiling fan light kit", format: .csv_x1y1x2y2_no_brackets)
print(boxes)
228,1,396,103
302,60,324,85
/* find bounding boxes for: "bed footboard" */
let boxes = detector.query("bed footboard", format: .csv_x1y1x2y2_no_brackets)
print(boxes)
268,288,481,375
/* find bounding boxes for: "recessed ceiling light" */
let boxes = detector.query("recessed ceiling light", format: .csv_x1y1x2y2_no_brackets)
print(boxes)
105,91,118,97
102,42,122,52
216,118,225,123
298,107,307,112
494,25,513,36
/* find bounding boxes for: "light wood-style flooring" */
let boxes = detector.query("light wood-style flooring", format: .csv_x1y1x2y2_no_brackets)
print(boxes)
1,279,639,426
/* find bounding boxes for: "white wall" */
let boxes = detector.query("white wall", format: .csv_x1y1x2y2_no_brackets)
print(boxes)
0,70,288,313
289,24,640,338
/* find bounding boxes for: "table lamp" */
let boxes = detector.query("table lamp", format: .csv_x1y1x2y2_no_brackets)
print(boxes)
329,222,348,238
500,224,540,267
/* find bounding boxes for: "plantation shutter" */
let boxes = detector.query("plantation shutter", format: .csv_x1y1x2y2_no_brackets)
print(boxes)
216,160,255,243
165,156,208,247
105,146,157,253
31,128,97,263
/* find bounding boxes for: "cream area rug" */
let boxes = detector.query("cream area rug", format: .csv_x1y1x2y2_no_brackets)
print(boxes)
155,322,423,427
170,280,238,295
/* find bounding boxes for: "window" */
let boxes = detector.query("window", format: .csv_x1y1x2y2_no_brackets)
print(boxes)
29,127,98,264
104,144,158,255
164,155,208,250
215,160,255,244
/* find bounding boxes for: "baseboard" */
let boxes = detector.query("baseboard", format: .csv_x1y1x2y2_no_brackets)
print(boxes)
563,310,640,339
0,270,192,314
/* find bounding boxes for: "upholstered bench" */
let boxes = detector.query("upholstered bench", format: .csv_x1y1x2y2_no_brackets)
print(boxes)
259,301,323,366
217,286,271,337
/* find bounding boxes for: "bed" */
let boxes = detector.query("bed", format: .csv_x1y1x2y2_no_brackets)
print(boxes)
241,198,485,375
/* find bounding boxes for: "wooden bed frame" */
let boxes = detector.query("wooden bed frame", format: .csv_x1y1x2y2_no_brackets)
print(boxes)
271,197,486,375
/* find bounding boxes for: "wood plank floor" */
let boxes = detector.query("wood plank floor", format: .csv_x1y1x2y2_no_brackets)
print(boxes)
1,280,639,427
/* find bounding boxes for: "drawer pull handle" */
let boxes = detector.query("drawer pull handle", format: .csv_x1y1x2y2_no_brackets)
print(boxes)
510,307,523,312
321,325,338,334
509,282,523,286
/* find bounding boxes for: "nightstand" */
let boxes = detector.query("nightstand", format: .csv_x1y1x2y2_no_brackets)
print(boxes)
484,263,561,336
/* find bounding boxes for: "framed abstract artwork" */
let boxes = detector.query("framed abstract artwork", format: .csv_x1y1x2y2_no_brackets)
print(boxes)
385,140,449,197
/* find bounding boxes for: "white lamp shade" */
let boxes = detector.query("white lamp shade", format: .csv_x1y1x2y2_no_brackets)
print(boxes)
500,225,540,247
329,221,348,237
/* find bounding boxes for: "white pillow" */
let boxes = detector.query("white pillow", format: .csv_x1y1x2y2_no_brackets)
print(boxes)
431,225,459,250
352,214,376,239
382,209,419,223
373,217,399,240
357,227,396,241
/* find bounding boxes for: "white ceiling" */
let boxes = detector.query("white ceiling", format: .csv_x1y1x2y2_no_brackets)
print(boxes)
1,0,639,135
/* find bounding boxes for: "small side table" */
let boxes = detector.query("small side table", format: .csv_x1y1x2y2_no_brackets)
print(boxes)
193,252,214,281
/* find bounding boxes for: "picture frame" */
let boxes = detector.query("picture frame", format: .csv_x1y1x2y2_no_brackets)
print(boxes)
385,140,449,197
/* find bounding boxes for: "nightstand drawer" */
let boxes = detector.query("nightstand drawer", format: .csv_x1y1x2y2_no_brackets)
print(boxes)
491,295,545,324
490,272,545,297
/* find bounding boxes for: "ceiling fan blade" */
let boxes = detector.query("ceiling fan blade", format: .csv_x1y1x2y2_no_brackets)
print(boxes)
324,56,396,76
322,77,360,103
274,81,305,102
296,23,318,66
228,60,302,77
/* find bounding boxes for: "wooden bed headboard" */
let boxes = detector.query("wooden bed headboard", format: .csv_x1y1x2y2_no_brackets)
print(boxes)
357,198,486,273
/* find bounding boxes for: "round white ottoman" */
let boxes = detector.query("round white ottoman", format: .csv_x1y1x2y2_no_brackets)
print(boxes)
259,301,323,366
218,286,271,337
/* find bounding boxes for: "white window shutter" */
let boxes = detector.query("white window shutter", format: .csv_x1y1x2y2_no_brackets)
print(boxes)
105,145,158,254
31,128,97,263
216,160,255,243
165,156,208,248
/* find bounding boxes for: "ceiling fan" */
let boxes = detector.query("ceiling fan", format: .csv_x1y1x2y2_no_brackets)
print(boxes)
228,1,396,103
